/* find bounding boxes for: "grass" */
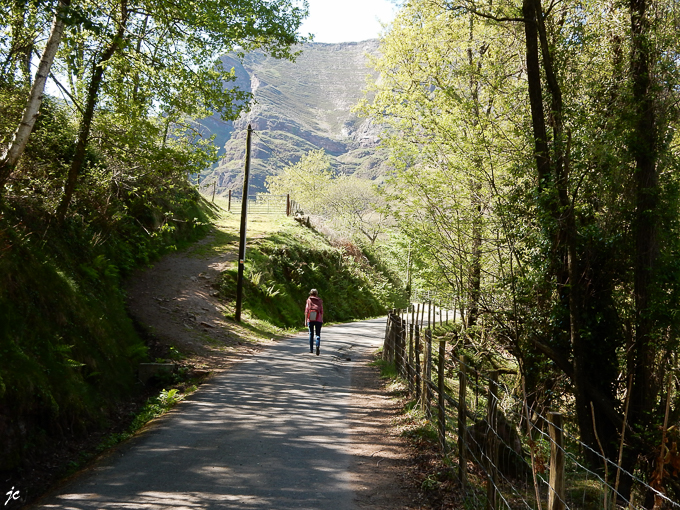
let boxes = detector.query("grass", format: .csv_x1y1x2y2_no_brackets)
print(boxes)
62,384,197,478
211,213,402,330
0,189,214,472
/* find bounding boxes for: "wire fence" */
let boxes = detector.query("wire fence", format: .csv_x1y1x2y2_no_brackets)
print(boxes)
383,307,680,510
197,183,301,216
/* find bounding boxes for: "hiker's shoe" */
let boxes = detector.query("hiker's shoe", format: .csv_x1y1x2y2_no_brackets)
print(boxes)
316,346,320,356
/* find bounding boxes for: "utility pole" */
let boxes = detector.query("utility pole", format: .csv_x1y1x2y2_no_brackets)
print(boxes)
235,124,252,322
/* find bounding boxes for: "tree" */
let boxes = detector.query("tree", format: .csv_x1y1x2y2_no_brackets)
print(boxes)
0,0,310,214
323,175,388,245
0,0,70,192
266,149,334,215
364,0,680,500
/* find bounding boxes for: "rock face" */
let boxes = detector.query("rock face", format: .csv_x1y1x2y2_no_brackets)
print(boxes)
198,40,389,195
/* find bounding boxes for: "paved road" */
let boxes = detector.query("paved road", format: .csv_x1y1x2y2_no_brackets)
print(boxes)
32,319,386,510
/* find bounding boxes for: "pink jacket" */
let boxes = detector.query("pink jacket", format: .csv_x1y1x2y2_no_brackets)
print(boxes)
305,296,324,323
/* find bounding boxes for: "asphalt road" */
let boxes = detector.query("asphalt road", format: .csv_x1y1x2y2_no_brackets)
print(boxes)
31,319,387,510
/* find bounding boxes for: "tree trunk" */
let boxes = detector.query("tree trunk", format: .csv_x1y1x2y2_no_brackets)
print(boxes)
524,0,620,468
522,0,550,191
55,2,128,221
0,0,70,194
620,0,660,501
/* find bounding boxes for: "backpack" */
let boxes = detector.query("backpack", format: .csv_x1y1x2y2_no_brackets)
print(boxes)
308,301,320,321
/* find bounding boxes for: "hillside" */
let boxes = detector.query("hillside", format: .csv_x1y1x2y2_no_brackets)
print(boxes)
198,41,390,195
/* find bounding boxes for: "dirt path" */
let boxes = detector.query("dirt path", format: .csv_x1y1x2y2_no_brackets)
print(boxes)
125,223,249,369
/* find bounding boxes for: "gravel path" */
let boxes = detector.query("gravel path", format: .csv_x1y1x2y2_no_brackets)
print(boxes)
31,320,400,510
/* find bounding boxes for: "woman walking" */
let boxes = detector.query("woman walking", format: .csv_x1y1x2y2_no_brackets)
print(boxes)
305,289,324,355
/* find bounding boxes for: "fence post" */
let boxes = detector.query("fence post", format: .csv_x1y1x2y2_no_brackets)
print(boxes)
390,311,397,363
383,313,391,361
438,339,447,454
228,189,232,211
408,318,414,395
458,352,467,492
394,314,402,374
486,370,499,510
424,329,432,419
415,324,421,403
548,412,565,510
212,182,216,202
400,316,407,379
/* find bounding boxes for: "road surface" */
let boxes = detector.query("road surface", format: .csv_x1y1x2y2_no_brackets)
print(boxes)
31,319,387,510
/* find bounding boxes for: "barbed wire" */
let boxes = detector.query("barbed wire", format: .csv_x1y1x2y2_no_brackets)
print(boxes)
385,310,680,509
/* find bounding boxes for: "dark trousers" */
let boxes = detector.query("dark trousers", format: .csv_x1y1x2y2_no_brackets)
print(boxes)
308,321,322,350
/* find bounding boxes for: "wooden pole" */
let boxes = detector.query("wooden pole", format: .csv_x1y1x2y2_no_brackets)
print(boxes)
212,181,216,202
424,329,432,418
384,314,391,362
393,309,399,364
228,189,232,211
548,412,565,510
486,370,499,510
408,320,414,395
458,350,468,492
235,124,252,323
438,339,447,453
415,324,421,403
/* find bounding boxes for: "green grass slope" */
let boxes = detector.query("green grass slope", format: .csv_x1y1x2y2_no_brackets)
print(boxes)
217,216,406,329
0,195,214,472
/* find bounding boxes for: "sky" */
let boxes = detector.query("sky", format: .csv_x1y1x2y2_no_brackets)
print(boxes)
299,0,399,43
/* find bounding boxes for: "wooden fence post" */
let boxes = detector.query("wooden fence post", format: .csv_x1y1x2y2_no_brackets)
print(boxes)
382,312,392,360
548,412,565,510
228,189,232,211
391,313,398,364
486,370,499,510
394,317,404,375
458,353,468,492
408,316,415,395
424,329,432,419
438,339,447,454
399,318,408,379
415,324,421,403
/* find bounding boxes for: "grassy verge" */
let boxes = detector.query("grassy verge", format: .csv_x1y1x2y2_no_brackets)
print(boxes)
0,190,214,472
214,214,405,330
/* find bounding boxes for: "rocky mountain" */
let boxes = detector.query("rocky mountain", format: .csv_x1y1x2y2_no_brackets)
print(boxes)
198,40,389,195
